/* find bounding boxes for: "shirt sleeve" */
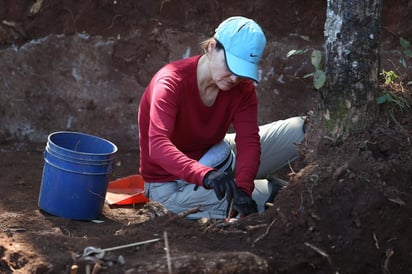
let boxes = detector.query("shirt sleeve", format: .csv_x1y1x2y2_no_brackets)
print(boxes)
232,82,261,196
147,76,212,185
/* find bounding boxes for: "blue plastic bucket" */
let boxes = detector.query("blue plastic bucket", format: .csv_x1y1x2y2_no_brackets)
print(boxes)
38,131,118,220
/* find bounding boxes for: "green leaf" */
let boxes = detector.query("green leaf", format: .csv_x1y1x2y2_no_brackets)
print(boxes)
376,94,389,104
311,50,322,69
400,37,410,49
313,69,326,90
382,70,398,85
404,48,412,58
400,57,407,68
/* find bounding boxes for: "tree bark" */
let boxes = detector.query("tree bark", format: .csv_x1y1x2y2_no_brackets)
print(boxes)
320,0,383,139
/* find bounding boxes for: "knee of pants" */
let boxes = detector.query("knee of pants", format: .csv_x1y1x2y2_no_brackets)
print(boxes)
199,140,235,172
288,116,306,136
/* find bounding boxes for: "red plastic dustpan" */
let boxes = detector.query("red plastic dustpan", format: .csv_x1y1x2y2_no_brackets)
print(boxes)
105,174,150,205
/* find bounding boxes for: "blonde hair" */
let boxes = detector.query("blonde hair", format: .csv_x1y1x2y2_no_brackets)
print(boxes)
200,38,214,53
200,37,224,54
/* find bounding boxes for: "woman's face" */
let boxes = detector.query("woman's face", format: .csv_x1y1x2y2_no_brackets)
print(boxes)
209,45,242,91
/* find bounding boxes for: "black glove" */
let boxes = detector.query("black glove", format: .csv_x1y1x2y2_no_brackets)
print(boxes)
231,189,258,217
203,170,237,201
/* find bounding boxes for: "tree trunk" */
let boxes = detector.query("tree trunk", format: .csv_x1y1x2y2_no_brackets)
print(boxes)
320,0,383,140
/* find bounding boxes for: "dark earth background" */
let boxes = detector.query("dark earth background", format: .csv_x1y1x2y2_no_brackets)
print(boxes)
1,0,412,273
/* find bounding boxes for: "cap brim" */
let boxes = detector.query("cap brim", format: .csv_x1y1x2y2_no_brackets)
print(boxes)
224,50,259,83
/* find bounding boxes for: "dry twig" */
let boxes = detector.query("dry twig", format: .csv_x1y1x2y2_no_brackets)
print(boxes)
265,202,274,208
177,205,201,218
287,159,297,175
383,249,394,274
252,218,277,247
30,0,44,15
333,162,349,179
373,233,380,249
107,14,122,30
164,231,172,274
387,197,406,206
304,242,332,264
227,199,234,219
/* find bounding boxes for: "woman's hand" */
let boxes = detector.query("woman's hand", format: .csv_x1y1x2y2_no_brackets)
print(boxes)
232,189,258,217
203,170,237,201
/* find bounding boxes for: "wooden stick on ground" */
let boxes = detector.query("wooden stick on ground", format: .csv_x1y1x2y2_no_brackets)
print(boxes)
177,205,201,218
226,199,234,219
164,231,172,274
304,242,332,264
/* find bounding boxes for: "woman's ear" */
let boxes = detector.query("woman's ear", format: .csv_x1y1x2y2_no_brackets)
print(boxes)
207,40,216,55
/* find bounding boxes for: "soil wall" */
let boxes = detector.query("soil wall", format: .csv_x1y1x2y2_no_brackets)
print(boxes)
0,0,410,151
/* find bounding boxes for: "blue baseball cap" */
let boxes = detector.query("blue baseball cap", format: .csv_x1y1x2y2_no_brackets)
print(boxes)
214,16,267,83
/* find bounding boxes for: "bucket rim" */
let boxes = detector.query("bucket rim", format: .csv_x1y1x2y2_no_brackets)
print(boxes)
47,131,118,157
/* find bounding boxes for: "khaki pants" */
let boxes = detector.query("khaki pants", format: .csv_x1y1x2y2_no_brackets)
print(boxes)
145,116,306,219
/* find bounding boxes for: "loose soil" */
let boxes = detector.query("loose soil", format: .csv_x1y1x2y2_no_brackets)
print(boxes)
1,1,412,273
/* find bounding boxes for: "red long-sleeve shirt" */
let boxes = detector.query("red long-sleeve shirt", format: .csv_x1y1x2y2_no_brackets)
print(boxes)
138,55,260,195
